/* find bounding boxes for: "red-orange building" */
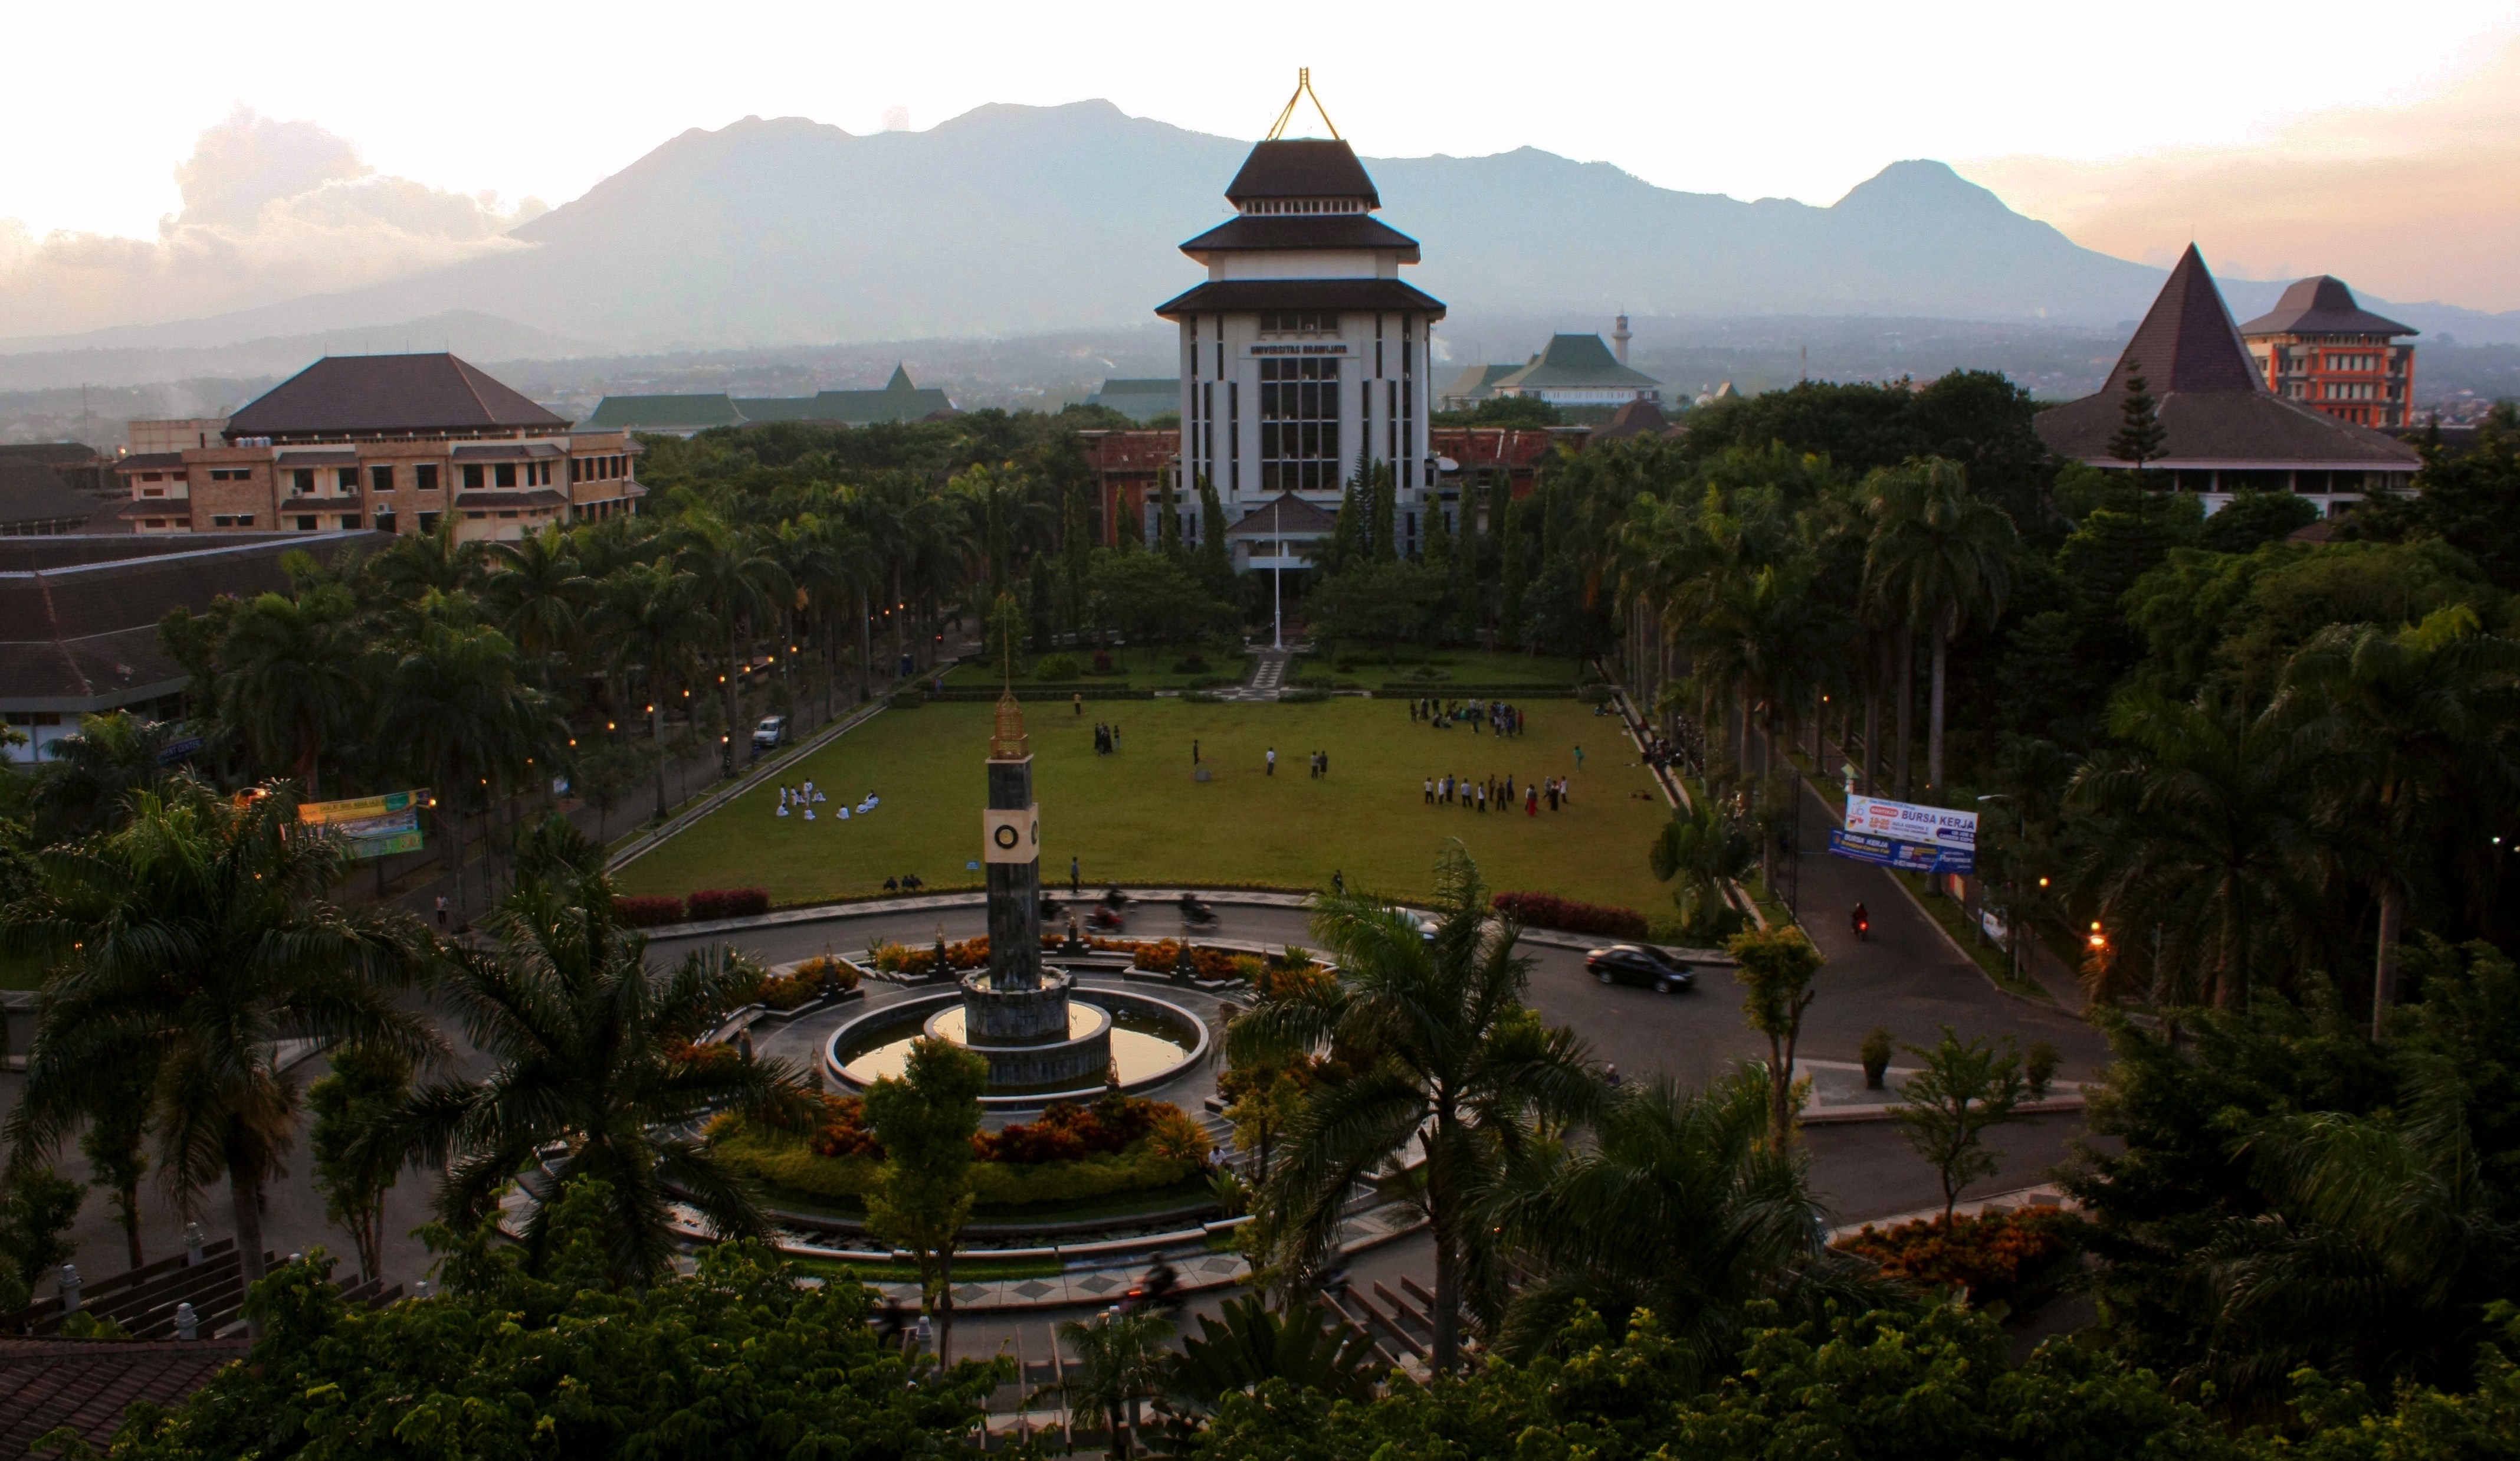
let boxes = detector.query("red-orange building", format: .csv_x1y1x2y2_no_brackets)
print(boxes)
2239,276,2418,431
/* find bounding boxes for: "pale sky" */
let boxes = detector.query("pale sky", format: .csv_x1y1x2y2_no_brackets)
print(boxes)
4,0,2518,324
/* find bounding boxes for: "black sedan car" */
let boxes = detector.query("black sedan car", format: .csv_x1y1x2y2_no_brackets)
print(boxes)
1585,944,1699,994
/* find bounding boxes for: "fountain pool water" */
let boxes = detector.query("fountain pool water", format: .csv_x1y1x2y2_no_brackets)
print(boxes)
828,988,1208,1103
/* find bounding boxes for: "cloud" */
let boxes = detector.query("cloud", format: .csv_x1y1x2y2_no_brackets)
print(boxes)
0,107,545,340
1958,37,2520,313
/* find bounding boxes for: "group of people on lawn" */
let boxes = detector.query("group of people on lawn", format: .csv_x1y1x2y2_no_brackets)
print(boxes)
1425,771,1570,815
773,779,878,821
1410,697,1527,735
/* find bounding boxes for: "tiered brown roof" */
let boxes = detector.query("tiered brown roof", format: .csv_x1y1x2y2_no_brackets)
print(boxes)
1224,139,1380,206
2239,276,2416,339
2034,246,2420,470
225,353,566,441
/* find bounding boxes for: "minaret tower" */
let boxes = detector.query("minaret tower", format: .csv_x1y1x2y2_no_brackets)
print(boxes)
981,688,1043,990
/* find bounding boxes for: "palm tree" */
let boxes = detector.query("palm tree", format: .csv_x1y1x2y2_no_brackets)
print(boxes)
2201,1066,2518,1406
1229,843,1601,1371
671,513,791,753
592,562,711,821
482,526,593,690
379,617,556,922
1053,1308,1175,1460
1491,1067,1879,1375
214,584,368,797
2276,607,2520,1033
384,869,806,1285
1649,799,1755,942
27,710,183,841
1161,1293,1379,1423
1862,458,2017,794
368,521,485,607
0,782,441,1324
2066,691,2322,1010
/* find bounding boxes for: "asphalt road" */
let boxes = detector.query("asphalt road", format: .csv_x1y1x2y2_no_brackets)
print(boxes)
9,824,2109,1311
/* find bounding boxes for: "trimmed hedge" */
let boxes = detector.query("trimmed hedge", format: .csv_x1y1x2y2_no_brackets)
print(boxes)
1494,891,1649,938
927,687,1157,703
707,1112,1209,1210
687,887,770,919
1377,684,1581,699
614,895,685,927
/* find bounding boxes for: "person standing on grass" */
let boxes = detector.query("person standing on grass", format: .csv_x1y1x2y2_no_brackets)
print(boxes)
1527,784,1539,816
1266,747,1275,776
1071,856,1080,895
1074,692,1083,716
1320,749,1329,777
1425,776,1435,804
1574,744,1586,772
1193,739,1200,765
1113,723,1121,752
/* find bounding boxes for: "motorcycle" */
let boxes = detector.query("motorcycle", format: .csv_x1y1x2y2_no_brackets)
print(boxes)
1852,905,1871,942
1088,905,1127,933
1180,897,1220,930
1120,1261,1181,1316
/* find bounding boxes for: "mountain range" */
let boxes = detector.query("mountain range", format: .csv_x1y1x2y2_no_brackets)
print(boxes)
6,99,2516,378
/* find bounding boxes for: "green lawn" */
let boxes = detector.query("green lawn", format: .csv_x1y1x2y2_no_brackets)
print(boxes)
616,698,1676,912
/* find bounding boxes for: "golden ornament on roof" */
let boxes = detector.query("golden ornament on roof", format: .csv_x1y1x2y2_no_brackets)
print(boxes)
989,687,1030,759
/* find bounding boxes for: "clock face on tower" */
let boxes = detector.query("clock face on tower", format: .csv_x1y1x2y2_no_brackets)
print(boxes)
981,807,1039,864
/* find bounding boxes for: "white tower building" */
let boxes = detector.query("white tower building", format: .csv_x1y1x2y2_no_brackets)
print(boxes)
1154,88,1445,568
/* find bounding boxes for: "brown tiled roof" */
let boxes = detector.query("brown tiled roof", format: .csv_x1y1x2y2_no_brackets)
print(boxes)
1156,277,1445,319
1591,398,1675,441
1225,139,1380,207
2035,388,2421,467
2104,245,2263,396
2035,247,2420,470
1223,490,1341,539
1179,215,1419,261
114,453,189,473
225,353,566,440
0,532,381,710
1432,426,1567,474
1,459,96,528
0,1338,251,1456
450,442,567,461
2239,276,2416,339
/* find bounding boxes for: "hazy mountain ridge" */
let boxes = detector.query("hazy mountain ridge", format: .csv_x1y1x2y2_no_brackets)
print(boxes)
5,99,2516,376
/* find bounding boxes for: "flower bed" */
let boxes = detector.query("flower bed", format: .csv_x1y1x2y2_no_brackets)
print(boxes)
709,1091,1212,1210
614,895,685,927
869,937,991,976
1128,940,1259,981
688,887,771,919
1832,1208,2081,1308
744,955,862,1011
1493,891,1649,939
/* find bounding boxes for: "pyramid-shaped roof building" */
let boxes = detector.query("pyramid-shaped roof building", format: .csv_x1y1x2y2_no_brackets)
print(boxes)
2034,246,2418,480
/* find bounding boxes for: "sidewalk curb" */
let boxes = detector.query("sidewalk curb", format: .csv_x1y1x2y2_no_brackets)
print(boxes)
608,694,895,873
634,888,1735,965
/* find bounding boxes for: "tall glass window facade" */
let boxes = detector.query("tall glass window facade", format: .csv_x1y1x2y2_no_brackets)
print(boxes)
1260,357,1341,492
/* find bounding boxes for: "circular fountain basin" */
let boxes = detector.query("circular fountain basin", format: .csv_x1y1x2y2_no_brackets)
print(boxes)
826,984,1210,1108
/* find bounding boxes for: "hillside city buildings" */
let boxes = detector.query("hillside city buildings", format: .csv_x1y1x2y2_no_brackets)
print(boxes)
1442,331,1664,411
586,366,956,436
114,355,643,543
2238,276,2420,430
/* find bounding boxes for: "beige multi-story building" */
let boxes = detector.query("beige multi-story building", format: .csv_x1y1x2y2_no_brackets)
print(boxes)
116,353,643,542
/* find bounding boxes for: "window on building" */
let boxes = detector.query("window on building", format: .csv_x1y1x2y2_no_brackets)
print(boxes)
497,509,520,519
1258,311,1338,335
1259,356,1341,492
465,511,488,520
374,511,398,534
336,467,357,493
417,464,440,492
292,469,316,494
416,511,440,533
295,515,319,532
495,463,518,489
462,464,485,489
209,468,251,482
370,465,395,493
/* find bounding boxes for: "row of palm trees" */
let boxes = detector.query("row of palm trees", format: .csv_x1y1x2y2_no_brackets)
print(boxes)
1228,844,1869,1375
1,779,811,1320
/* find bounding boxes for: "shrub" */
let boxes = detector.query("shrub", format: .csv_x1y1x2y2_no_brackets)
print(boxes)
613,894,685,927
687,887,770,920
1092,650,1115,673
890,686,925,707
1575,682,1613,705
1034,653,1079,681
1279,687,1331,703
749,955,862,1010
2026,1040,2060,1099
1182,690,1224,703
1131,939,1248,980
1862,1027,1895,1089
1493,891,1649,938
871,937,989,975
1834,1207,2080,1308
1172,654,1212,674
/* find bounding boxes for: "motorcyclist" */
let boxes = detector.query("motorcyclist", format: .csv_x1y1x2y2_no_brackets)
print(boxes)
1102,883,1128,909
1852,902,1871,940
1180,891,1215,922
